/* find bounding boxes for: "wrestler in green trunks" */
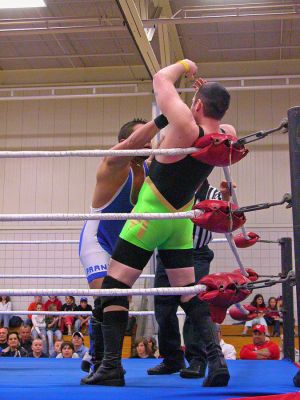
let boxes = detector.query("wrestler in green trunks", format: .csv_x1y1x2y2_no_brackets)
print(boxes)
120,176,194,252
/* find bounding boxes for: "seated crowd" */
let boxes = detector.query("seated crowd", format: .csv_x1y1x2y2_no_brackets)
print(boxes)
0,293,286,361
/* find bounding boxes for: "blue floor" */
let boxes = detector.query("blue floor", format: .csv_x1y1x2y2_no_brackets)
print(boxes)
0,358,299,400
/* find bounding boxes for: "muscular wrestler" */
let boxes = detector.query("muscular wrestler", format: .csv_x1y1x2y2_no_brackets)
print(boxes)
79,117,168,380
85,59,233,388
149,180,232,378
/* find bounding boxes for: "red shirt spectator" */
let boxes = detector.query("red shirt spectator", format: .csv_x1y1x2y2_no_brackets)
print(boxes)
240,324,280,360
27,296,45,320
44,296,62,311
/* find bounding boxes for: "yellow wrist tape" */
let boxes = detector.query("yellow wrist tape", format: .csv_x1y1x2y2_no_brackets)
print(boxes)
177,60,190,73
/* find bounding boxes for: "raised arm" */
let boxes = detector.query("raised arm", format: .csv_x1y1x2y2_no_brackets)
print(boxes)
92,118,166,208
153,60,199,142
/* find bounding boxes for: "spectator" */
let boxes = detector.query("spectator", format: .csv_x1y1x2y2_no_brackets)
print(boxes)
0,326,8,350
1,332,28,357
56,341,79,358
27,296,45,325
265,297,281,337
0,295,12,328
240,324,280,360
44,296,62,312
60,296,76,336
31,303,48,354
131,337,156,359
71,331,89,358
145,336,159,358
19,324,33,353
49,339,63,358
242,294,269,335
46,304,63,356
74,297,92,333
216,325,236,360
28,338,48,358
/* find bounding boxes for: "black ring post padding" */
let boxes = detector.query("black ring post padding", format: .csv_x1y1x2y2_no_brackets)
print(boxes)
287,106,300,362
280,237,295,361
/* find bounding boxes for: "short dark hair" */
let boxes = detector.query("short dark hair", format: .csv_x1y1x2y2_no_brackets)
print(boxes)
8,331,20,341
195,82,230,120
0,296,11,302
118,118,148,142
61,341,75,352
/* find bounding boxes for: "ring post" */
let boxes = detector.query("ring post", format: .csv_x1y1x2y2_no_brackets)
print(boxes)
279,237,295,360
287,106,300,361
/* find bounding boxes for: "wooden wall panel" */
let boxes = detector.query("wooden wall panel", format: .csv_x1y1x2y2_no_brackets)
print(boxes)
3,102,23,214
69,99,88,214
0,102,7,214
35,101,55,214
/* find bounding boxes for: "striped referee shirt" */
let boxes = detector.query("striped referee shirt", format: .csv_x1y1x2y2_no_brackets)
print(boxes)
193,181,222,249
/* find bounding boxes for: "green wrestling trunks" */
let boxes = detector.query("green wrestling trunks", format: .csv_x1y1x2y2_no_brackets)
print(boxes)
119,176,194,252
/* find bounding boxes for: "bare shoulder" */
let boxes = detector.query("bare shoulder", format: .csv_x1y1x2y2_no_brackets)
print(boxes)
220,123,237,136
96,157,130,181
93,160,130,208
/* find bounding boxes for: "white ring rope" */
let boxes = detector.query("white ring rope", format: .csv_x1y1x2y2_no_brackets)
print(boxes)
0,274,155,279
0,285,205,297
0,147,198,159
0,240,79,244
0,238,228,245
0,211,198,222
0,310,186,316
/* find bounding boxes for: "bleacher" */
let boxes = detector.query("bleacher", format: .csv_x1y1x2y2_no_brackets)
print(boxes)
53,325,300,359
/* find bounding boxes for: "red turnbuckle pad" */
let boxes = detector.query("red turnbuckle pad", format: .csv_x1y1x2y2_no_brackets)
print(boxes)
234,231,260,248
232,268,259,282
229,303,259,321
198,271,253,323
191,133,248,167
192,199,246,233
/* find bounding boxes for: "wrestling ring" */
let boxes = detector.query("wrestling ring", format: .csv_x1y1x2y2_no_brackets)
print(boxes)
0,107,300,400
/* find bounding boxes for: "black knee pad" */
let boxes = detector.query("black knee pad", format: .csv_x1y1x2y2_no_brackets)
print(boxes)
94,296,101,308
101,275,130,310
92,297,103,321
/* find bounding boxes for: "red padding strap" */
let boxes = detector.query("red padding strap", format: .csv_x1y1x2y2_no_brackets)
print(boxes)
234,231,260,248
229,304,259,321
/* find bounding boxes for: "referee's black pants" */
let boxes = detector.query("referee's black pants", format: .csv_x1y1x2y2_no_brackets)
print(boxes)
154,246,214,367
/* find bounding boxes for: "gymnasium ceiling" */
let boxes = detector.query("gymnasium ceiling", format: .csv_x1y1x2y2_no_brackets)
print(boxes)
0,0,299,84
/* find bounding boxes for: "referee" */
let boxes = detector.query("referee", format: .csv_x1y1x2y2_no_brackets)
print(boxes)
148,179,231,378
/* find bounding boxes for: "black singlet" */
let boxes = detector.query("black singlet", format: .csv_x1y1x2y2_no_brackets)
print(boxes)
149,127,214,209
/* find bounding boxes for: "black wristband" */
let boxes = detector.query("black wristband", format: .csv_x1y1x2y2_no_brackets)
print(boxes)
154,114,169,130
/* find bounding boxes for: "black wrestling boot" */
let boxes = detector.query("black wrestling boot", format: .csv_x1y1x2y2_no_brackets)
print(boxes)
180,359,207,379
80,317,103,383
81,299,104,382
147,358,185,375
180,297,230,387
83,311,127,387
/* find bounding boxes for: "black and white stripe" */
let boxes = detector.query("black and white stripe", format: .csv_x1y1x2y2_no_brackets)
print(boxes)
193,185,222,249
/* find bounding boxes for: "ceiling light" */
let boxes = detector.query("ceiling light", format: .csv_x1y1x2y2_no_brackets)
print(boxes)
0,0,46,8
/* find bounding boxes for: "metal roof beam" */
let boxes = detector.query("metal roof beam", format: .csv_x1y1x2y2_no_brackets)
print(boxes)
143,13,300,27
0,25,126,36
116,0,160,78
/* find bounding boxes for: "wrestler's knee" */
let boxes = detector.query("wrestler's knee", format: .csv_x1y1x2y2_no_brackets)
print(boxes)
101,275,130,310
